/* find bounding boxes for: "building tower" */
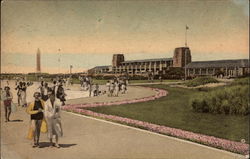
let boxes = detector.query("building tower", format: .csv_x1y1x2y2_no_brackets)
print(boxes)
112,54,125,67
173,47,191,68
36,48,41,73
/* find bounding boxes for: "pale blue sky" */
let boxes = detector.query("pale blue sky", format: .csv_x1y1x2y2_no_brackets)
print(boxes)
1,0,249,73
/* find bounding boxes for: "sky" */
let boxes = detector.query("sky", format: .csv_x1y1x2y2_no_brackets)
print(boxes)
1,0,249,73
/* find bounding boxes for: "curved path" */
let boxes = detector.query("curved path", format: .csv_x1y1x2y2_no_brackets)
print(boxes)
0,80,245,159
66,86,156,105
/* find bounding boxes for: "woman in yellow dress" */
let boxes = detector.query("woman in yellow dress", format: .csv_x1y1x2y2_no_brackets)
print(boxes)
26,92,45,148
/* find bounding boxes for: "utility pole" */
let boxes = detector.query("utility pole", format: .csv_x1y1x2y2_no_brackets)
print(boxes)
70,65,73,74
58,48,61,75
185,49,187,81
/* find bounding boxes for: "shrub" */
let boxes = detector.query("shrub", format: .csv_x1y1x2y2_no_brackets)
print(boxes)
185,76,219,87
162,68,184,80
190,85,249,115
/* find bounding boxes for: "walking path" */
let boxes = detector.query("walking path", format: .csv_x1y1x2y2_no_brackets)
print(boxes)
66,86,156,105
1,106,244,159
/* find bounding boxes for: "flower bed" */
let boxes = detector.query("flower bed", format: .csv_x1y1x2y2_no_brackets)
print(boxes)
62,87,249,155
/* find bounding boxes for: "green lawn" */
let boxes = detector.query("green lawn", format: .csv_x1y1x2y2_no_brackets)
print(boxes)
87,85,249,143
129,79,180,83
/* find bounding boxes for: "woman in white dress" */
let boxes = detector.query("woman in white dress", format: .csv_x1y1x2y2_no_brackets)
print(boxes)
44,89,63,148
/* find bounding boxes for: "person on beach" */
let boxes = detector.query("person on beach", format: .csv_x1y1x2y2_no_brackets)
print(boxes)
26,92,45,147
56,83,66,105
110,82,115,97
89,83,93,97
121,83,126,94
94,83,99,96
114,82,119,97
20,82,28,107
41,83,49,101
2,86,13,122
38,81,45,97
15,82,22,106
44,89,63,148
106,81,111,97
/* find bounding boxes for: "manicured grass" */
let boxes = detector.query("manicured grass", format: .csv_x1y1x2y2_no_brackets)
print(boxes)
129,79,180,83
184,76,219,87
87,85,249,143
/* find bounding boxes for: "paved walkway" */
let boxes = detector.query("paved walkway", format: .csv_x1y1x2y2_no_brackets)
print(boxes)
66,86,156,105
1,106,244,159
0,80,245,159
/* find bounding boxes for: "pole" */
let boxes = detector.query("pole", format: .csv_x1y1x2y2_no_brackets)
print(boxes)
185,26,187,47
59,53,61,74
70,65,72,74
185,49,187,81
58,53,60,74
58,49,61,75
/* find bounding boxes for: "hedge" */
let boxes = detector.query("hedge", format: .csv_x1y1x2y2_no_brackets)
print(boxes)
185,76,219,87
190,85,249,115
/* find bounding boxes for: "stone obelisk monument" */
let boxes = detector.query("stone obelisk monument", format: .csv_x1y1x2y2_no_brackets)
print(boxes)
36,48,41,73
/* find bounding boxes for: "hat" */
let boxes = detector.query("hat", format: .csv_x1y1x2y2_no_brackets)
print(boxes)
4,86,10,90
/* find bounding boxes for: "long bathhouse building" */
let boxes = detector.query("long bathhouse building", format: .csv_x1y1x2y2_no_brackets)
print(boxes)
88,47,249,78
186,59,249,77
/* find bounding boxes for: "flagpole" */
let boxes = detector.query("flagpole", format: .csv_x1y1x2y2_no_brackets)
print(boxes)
185,25,187,47
185,48,187,81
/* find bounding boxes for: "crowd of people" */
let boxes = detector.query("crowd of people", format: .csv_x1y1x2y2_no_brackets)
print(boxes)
1,75,129,148
15,81,33,107
1,77,65,148
105,77,128,97
38,78,67,105
78,76,128,97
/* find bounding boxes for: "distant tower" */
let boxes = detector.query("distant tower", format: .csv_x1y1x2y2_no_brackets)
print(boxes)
36,48,41,73
112,54,125,67
173,47,191,68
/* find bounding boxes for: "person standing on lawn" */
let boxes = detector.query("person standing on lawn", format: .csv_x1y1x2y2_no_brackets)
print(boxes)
26,92,45,148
